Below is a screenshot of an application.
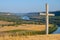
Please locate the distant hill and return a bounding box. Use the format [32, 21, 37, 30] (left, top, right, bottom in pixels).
[24, 12, 40, 18]
[14, 13, 27, 16]
[49, 11, 60, 16]
[0, 12, 19, 19]
[0, 11, 60, 20]
[25, 12, 40, 16]
[11, 11, 60, 18]
[25, 11, 60, 17]
[0, 12, 9, 15]
[0, 12, 21, 22]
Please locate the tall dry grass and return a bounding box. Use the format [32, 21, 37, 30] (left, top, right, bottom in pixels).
[0, 24, 53, 32]
[0, 21, 14, 24]
[0, 33, 60, 40]
[0, 24, 46, 32]
[0, 21, 58, 40]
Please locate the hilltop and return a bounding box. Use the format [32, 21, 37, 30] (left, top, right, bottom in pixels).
[23, 11, 60, 17]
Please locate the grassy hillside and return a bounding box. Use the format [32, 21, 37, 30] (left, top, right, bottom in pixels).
[0, 12, 59, 40]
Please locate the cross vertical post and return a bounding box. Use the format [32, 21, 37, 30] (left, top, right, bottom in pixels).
[40, 3, 55, 35]
[46, 3, 49, 35]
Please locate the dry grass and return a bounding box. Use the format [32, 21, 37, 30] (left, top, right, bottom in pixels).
[0, 24, 45, 32]
[0, 21, 14, 24]
[0, 34, 60, 40]
[0, 21, 53, 32]
[0, 24, 53, 32]
[0, 21, 58, 40]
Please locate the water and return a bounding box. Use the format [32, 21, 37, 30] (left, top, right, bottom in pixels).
[21, 16, 30, 20]
[53, 26, 60, 34]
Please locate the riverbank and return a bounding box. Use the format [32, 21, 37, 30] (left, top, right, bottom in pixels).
[49, 24, 58, 34]
[53, 26, 60, 34]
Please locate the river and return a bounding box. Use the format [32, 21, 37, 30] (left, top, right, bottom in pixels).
[53, 25, 60, 34]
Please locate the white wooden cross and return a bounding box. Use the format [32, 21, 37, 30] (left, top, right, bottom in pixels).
[40, 4, 55, 35]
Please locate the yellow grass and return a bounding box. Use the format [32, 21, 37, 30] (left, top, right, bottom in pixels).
[0, 24, 45, 32]
[0, 23, 53, 32]
[0, 34, 60, 40]
[0, 21, 14, 24]
[0, 21, 58, 40]
[0, 21, 53, 32]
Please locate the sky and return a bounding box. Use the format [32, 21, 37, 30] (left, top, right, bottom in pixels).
[0, 0, 60, 13]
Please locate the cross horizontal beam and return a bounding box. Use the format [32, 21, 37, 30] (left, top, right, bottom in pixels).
[40, 13, 55, 16]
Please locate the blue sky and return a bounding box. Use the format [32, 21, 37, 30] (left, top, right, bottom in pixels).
[0, 0, 60, 13]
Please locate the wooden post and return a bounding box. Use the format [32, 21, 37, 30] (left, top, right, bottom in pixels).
[46, 3, 49, 35]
